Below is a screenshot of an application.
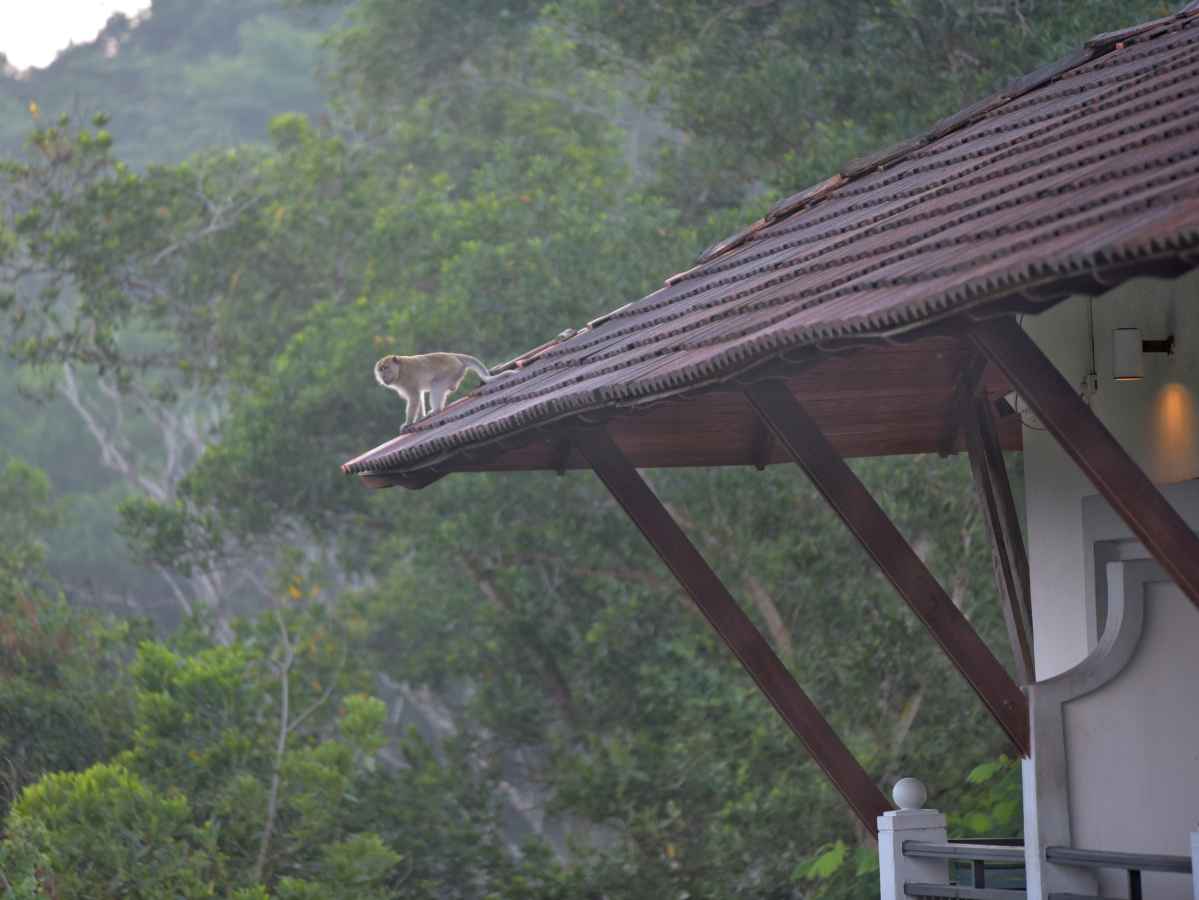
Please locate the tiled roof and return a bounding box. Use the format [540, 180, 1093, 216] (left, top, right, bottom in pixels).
[345, 8, 1199, 480]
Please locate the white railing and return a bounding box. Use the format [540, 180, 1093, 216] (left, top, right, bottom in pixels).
[881, 779, 1199, 900]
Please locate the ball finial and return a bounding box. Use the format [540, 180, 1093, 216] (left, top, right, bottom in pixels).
[893, 777, 927, 810]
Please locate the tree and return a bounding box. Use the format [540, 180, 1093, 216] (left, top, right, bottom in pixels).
[556, 0, 1175, 215]
[0, 593, 554, 899]
[3, 1, 1152, 895]
[0, 459, 142, 823]
[0, 0, 327, 170]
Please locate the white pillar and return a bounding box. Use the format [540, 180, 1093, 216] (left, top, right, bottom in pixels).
[1190, 828, 1198, 900]
[879, 778, 949, 900]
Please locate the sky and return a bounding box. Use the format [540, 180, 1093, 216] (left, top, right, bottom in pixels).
[0, 0, 151, 71]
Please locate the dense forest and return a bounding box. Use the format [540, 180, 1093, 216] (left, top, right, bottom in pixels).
[0, 0, 1173, 897]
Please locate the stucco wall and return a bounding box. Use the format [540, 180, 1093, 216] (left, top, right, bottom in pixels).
[1064, 578, 1199, 898]
[1021, 269, 1199, 679]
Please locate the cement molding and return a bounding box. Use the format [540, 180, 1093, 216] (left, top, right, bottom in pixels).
[1022, 559, 1163, 900]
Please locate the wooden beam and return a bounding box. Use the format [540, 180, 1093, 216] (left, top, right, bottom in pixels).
[972, 317, 1199, 614]
[550, 435, 574, 476]
[751, 414, 776, 471]
[360, 470, 445, 490]
[745, 379, 1030, 754]
[570, 425, 892, 835]
[960, 384, 1035, 685]
[973, 386, 1034, 643]
[939, 354, 989, 458]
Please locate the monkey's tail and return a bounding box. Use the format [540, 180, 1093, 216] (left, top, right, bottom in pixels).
[458, 355, 505, 384]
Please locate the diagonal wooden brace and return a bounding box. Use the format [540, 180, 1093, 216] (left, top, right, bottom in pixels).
[972, 316, 1199, 614]
[959, 380, 1036, 685]
[745, 379, 1030, 754]
[570, 425, 892, 836]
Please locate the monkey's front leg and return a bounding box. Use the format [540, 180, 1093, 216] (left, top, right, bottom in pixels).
[400, 388, 426, 431]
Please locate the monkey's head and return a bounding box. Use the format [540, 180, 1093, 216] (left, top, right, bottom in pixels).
[375, 355, 402, 387]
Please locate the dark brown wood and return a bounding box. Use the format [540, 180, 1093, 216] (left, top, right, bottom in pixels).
[751, 415, 776, 471]
[961, 386, 1036, 685]
[571, 425, 893, 835]
[939, 354, 990, 458]
[972, 316, 1199, 615]
[360, 470, 445, 490]
[973, 386, 1034, 646]
[745, 379, 1031, 754]
[356, 338, 1022, 485]
[550, 436, 574, 476]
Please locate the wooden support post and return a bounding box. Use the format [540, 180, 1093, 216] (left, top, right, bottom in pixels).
[960, 382, 1036, 685]
[972, 388, 1034, 644]
[550, 435, 574, 476]
[745, 379, 1030, 754]
[972, 317, 1199, 614]
[570, 425, 892, 835]
[939, 354, 989, 459]
[751, 415, 776, 471]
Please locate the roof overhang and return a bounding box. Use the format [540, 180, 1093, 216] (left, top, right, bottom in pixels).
[344, 8, 1199, 489]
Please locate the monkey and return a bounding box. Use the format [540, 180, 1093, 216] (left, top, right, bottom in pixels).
[375, 353, 503, 430]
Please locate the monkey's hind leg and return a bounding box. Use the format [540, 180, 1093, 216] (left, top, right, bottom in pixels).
[428, 376, 458, 416]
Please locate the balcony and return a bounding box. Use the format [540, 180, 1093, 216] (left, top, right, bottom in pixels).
[881, 779, 1198, 900]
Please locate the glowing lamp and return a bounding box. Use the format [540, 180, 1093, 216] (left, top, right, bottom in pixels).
[1113, 328, 1174, 380]
[1113, 328, 1144, 380]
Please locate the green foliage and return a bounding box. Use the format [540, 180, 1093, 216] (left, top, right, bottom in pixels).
[116, 498, 230, 579]
[559, 0, 1174, 214]
[0, 459, 142, 823]
[0, 0, 327, 170]
[950, 755, 1024, 839]
[790, 839, 880, 900]
[8, 764, 217, 899]
[0, 460, 67, 598]
[0, 604, 536, 898]
[1, 0, 1153, 895]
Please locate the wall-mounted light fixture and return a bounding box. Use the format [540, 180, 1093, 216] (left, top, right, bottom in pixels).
[1113, 328, 1176, 381]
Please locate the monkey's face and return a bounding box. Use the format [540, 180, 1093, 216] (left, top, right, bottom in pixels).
[375, 355, 401, 387]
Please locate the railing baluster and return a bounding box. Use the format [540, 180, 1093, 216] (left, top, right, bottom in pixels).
[974, 860, 987, 890]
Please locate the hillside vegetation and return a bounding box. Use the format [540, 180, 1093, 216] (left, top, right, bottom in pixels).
[0, 0, 325, 168]
[0, 1, 1168, 897]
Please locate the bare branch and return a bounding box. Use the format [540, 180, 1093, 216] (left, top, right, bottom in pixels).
[254, 607, 296, 884]
[892, 687, 926, 752]
[151, 191, 266, 266]
[151, 564, 193, 616]
[508, 551, 693, 610]
[641, 473, 794, 658]
[696, 0, 783, 41]
[465, 563, 575, 725]
[286, 637, 346, 735]
[710, 493, 793, 658]
[60, 363, 169, 502]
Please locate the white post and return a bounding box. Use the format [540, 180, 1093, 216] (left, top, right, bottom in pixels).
[878, 778, 949, 900]
[1190, 827, 1198, 900]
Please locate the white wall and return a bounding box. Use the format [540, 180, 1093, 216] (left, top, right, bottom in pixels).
[1022, 557, 1199, 900]
[1022, 269, 1199, 678]
[1064, 578, 1199, 899]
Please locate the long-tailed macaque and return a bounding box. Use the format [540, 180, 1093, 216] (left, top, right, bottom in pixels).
[375, 353, 501, 430]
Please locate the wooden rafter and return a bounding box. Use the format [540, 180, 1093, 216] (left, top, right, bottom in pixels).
[570, 425, 893, 836]
[957, 368, 1036, 685]
[972, 316, 1199, 614]
[973, 390, 1033, 643]
[550, 435, 574, 476]
[745, 379, 1031, 754]
[939, 354, 989, 459]
[751, 414, 777, 471]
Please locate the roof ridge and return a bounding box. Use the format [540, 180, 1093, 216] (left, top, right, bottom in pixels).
[677, 4, 1199, 275]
